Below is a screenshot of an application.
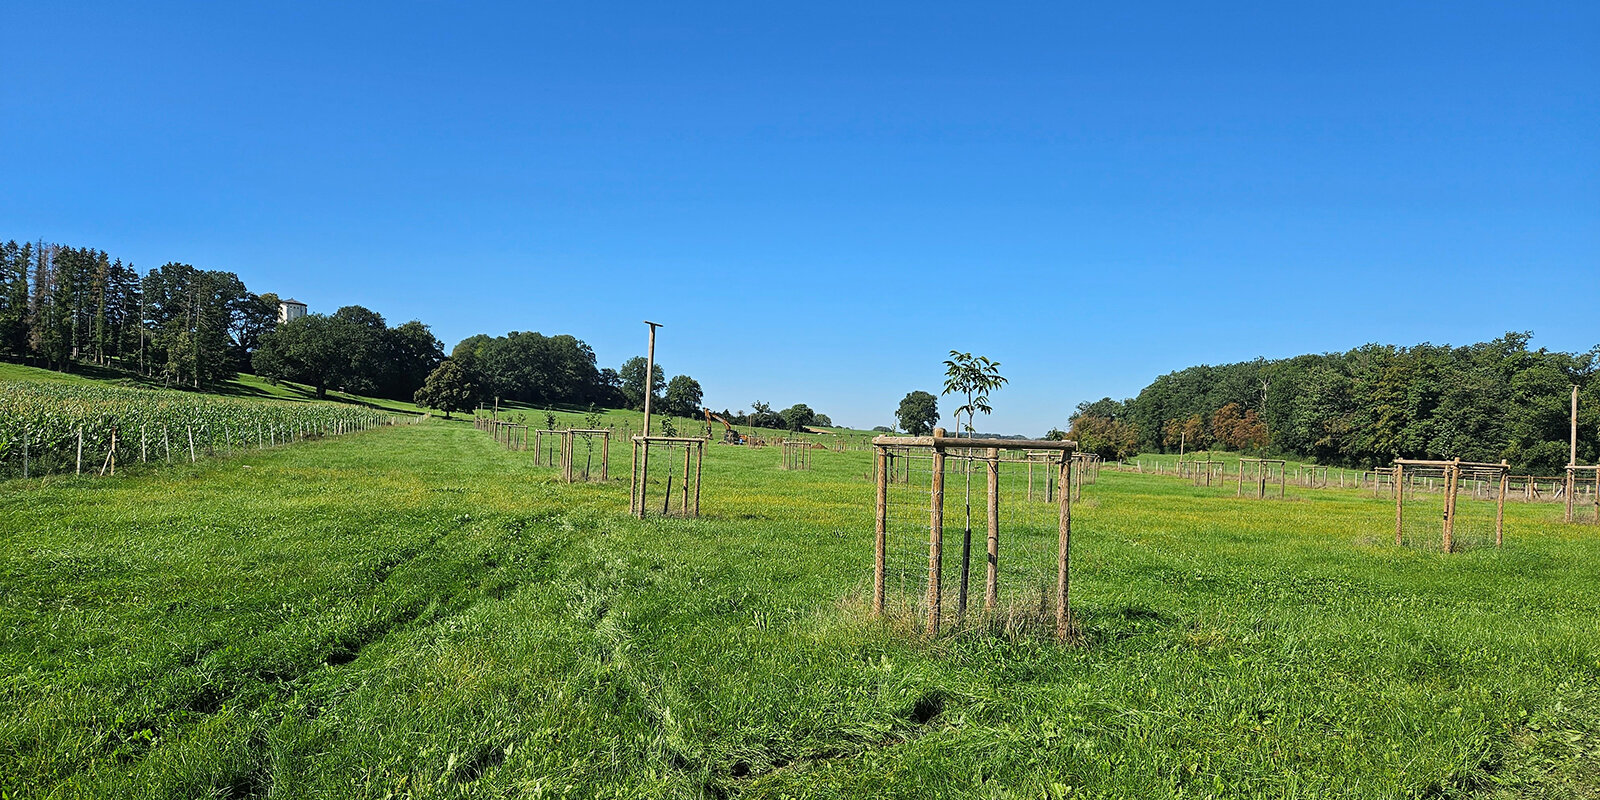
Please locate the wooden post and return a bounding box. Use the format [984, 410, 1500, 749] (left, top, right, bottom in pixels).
[630, 438, 643, 518]
[1567, 465, 1577, 525]
[927, 428, 946, 636]
[1238, 461, 1245, 496]
[602, 432, 610, 481]
[681, 442, 691, 515]
[1442, 461, 1459, 553]
[642, 321, 662, 437]
[873, 446, 887, 616]
[985, 447, 1000, 613]
[1495, 462, 1508, 547]
[1056, 453, 1073, 641]
[189, 427, 197, 463]
[76, 428, 83, 475]
[693, 441, 703, 517]
[1394, 462, 1405, 546]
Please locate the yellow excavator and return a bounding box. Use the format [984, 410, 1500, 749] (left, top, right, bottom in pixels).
[704, 408, 749, 445]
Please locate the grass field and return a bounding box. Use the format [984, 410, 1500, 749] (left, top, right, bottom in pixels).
[3, 411, 1599, 798]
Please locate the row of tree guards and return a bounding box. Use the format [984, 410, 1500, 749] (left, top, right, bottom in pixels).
[474, 418, 611, 483]
[870, 429, 1080, 641]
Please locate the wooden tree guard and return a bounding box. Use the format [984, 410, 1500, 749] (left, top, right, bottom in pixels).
[630, 436, 705, 519]
[1566, 465, 1600, 524]
[1237, 458, 1287, 499]
[1392, 458, 1510, 551]
[781, 439, 813, 470]
[562, 429, 611, 483]
[870, 428, 1079, 641]
[1190, 459, 1226, 487]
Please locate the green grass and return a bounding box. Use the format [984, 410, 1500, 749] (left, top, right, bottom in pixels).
[2, 415, 1598, 798]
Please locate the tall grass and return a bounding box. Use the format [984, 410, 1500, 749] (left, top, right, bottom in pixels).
[1, 419, 1596, 798]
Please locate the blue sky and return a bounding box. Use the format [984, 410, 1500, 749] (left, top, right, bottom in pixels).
[3, 2, 1595, 434]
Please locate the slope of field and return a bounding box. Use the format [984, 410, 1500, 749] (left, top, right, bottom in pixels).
[2, 420, 1597, 798]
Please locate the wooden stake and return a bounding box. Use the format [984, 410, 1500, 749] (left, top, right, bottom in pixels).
[693, 441, 703, 517]
[1056, 453, 1073, 641]
[927, 428, 946, 636]
[629, 439, 640, 516]
[638, 438, 651, 519]
[985, 447, 1000, 613]
[1442, 461, 1459, 553]
[874, 446, 888, 616]
[1495, 462, 1508, 547]
[1394, 462, 1404, 546]
[76, 428, 83, 475]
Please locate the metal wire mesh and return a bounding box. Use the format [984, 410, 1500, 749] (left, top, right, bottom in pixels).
[630, 439, 701, 518]
[878, 448, 1066, 635]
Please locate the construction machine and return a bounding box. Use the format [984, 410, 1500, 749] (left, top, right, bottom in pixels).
[704, 408, 745, 445]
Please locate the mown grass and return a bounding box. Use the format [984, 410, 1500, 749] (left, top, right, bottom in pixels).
[2, 419, 1597, 798]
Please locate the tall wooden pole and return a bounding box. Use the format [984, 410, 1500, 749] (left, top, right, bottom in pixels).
[1567, 385, 1579, 523]
[642, 321, 662, 437]
[637, 321, 662, 519]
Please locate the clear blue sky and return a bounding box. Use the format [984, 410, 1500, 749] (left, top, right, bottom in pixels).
[3, 2, 1595, 434]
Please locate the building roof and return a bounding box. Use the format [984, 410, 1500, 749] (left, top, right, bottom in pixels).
[281, 298, 306, 305]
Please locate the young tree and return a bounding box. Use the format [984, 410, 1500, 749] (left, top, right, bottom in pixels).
[414, 359, 476, 419]
[896, 390, 940, 435]
[941, 350, 1006, 619]
[942, 351, 1007, 436]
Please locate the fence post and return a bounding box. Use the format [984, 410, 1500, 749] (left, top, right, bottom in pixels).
[1394, 463, 1404, 545]
[1056, 453, 1073, 641]
[985, 447, 1000, 613]
[76, 428, 83, 475]
[1495, 463, 1508, 547]
[188, 427, 197, 463]
[874, 446, 888, 616]
[927, 428, 946, 636]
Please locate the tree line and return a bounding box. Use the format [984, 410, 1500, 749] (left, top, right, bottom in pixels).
[2, 239, 444, 401]
[2, 240, 278, 386]
[1066, 333, 1599, 473]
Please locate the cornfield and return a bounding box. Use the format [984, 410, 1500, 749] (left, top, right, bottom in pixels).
[0, 381, 394, 478]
